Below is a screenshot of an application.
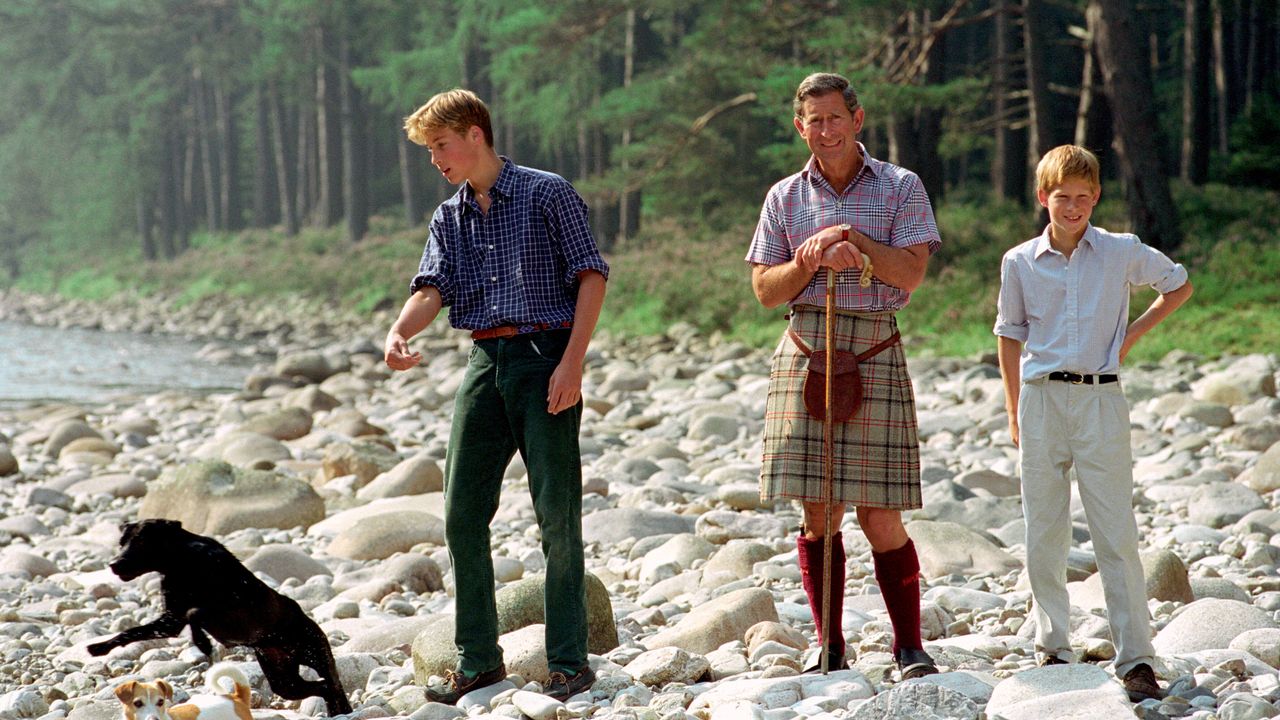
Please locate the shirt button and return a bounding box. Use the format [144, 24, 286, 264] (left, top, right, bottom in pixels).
[491, 305, 497, 311]
[488, 245, 494, 249]
[491, 277, 497, 282]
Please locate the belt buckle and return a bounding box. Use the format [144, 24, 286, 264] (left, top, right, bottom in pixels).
[1071, 373, 1085, 385]
[496, 326, 518, 339]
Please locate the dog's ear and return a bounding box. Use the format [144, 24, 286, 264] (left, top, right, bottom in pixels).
[119, 522, 140, 545]
[115, 681, 138, 703]
[156, 679, 174, 700]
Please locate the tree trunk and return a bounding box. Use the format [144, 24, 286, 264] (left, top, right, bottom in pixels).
[1090, 0, 1184, 250]
[252, 84, 277, 227]
[214, 80, 241, 230]
[1023, 0, 1055, 166]
[296, 100, 314, 223]
[1076, 9, 1114, 165]
[398, 132, 422, 227]
[193, 70, 220, 232]
[315, 24, 343, 227]
[914, 5, 946, 203]
[618, 6, 636, 246]
[1182, 0, 1212, 183]
[268, 79, 298, 236]
[991, 0, 1024, 201]
[157, 128, 178, 260]
[137, 194, 156, 262]
[1212, 0, 1231, 154]
[339, 24, 367, 243]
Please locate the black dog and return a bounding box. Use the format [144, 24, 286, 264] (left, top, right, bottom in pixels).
[87, 519, 352, 716]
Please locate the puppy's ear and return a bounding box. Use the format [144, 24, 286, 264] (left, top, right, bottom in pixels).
[115, 681, 138, 703]
[156, 679, 174, 699]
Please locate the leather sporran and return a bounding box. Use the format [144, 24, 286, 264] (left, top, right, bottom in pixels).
[788, 326, 900, 423]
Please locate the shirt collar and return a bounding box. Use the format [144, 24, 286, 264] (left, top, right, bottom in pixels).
[1033, 223, 1096, 258]
[459, 157, 517, 212]
[801, 142, 879, 193]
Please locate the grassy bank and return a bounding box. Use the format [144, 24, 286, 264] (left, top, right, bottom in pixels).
[5, 183, 1277, 361]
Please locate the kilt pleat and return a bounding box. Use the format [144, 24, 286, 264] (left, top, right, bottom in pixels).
[760, 306, 922, 509]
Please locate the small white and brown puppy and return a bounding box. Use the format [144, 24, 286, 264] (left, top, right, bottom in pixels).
[115, 662, 252, 720]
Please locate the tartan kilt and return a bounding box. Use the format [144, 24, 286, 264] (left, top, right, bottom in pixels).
[760, 306, 922, 509]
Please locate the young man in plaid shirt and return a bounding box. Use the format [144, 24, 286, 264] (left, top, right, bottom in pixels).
[385, 88, 608, 704]
[747, 73, 940, 678]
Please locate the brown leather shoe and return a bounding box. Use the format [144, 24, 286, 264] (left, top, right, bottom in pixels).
[424, 664, 507, 705]
[1039, 655, 1070, 667]
[1122, 663, 1163, 702]
[545, 666, 596, 701]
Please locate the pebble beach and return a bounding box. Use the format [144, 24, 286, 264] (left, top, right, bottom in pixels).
[1, 289, 1279, 720]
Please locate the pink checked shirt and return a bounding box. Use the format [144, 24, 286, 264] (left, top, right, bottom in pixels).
[745, 145, 941, 311]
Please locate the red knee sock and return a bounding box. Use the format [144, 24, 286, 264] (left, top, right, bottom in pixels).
[873, 538, 923, 653]
[797, 532, 846, 657]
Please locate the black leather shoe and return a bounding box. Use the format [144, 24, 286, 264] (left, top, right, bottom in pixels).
[424, 663, 507, 705]
[895, 647, 939, 680]
[1040, 655, 1070, 667]
[545, 665, 596, 701]
[802, 647, 850, 673]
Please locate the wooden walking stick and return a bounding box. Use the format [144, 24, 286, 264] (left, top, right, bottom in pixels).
[820, 266, 837, 675]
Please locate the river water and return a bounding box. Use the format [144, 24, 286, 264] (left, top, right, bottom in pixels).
[0, 320, 253, 408]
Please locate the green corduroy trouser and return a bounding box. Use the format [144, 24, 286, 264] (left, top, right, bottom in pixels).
[444, 329, 587, 676]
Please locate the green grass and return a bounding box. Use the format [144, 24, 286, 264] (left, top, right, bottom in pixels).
[3, 182, 1276, 360]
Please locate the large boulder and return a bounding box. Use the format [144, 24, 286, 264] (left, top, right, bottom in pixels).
[238, 406, 314, 441]
[1239, 442, 1280, 494]
[275, 350, 335, 383]
[644, 587, 778, 655]
[244, 544, 332, 584]
[195, 431, 292, 470]
[320, 441, 401, 488]
[357, 454, 444, 501]
[1153, 598, 1277, 654]
[44, 420, 101, 458]
[1192, 356, 1276, 406]
[581, 508, 695, 545]
[139, 460, 325, 535]
[494, 573, 618, 655]
[906, 520, 1022, 579]
[985, 665, 1131, 720]
[1187, 482, 1266, 529]
[0, 446, 19, 477]
[326, 510, 445, 561]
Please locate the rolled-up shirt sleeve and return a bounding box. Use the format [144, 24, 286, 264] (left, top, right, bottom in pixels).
[890, 175, 942, 255]
[545, 180, 610, 286]
[1125, 236, 1188, 294]
[409, 210, 454, 304]
[993, 253, 1029, 341]
[745, 190, 791, 266]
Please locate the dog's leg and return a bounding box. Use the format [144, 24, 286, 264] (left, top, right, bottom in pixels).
[88, 613, 187, 656]
[185, 610, 216, 657]
[255, 646, 352, 716]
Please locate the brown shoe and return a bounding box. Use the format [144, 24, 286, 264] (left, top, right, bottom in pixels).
[424, 664, 507, 705]
[1122, 663, 1163, 702]
[1039, 655, 1070, 667]
[545, 666, 596, 701]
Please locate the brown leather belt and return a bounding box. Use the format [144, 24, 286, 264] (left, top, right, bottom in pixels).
[471, 322, 572, 341]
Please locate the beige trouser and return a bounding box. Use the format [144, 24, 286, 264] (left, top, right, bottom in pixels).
[1018, 377, 1155, 677]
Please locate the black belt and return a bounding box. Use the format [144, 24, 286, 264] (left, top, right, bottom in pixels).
[1048, 371, 1118, 385]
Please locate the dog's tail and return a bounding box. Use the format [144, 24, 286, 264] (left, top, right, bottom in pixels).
[205, 662, 251, 706]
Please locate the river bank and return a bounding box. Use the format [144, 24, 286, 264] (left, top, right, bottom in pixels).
[0, 289, 1279, 720]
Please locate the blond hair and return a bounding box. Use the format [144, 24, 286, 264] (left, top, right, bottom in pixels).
[404, 89, 494, 147]
[1036, 145, 1100, 194]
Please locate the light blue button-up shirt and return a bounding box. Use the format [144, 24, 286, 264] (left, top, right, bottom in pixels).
[994, 224, 1188, 382]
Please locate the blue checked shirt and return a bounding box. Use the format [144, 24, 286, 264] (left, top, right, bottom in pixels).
[745, 145, 941, 311]
[994, 224, 1189, 381]
[410, 158, 610, 331]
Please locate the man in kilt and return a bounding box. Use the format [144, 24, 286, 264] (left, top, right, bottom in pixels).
[746, 72, 940, 678]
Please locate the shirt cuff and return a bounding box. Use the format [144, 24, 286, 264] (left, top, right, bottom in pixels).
[409, 274, 452, 304]
[564, 258, 610, 286]
[1151, 263, 1189, 295]
[993, 320, 1028, 342]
